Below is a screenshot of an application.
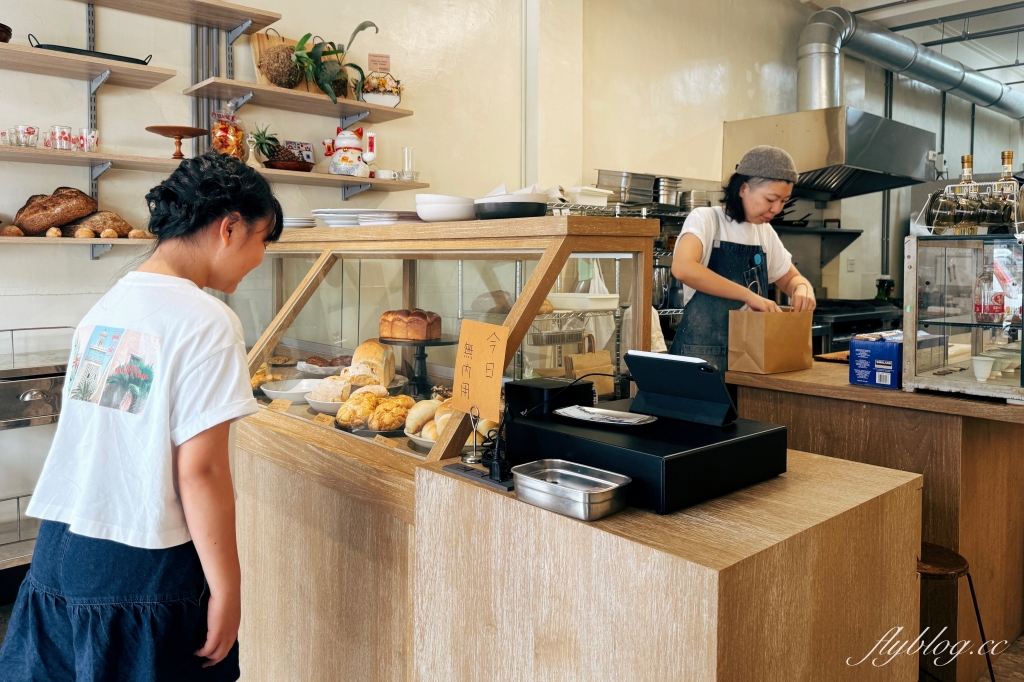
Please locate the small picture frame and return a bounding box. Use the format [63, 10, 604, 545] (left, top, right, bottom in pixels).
[285, 140, 314, 163]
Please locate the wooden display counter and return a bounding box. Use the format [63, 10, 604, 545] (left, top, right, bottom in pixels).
[727, 361, 1024, 682]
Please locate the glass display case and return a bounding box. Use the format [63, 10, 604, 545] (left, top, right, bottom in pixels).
[904, 234, 1023, 403]
[224, 216, 657, 461]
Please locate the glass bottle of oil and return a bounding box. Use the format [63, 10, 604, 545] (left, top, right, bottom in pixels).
[954, 155, 980, 235]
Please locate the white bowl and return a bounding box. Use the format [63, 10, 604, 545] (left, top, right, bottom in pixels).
[261, 379, 320, 404]
[474, 193, 550, 204]
[416, 203, 477, 222]
[305, 394, 345, 414]
[404, 429, 474, 454]
[415, 193, 474, 205]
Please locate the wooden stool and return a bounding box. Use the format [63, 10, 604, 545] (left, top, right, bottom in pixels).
[918, 542, 996, 682]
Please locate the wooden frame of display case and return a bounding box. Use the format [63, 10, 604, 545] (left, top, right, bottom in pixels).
[245, 215, 657, 466]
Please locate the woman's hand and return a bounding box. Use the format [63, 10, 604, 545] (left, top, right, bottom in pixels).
[196, 584, 241, 667]
[744, 291, 782, 312]
[790, 281, 816, 312]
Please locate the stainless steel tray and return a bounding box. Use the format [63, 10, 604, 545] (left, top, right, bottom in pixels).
[511, 459, 631, 521]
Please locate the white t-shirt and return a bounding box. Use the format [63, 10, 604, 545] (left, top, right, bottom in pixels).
[674, 206, 793, 306]
[27, 272, 258, 549]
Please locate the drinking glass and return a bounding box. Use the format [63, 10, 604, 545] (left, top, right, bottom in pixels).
[402, 146, 414, 173]
[50, 125, 72, 150]
[78, 128, 98, 152]
[16, 125, 38, 147]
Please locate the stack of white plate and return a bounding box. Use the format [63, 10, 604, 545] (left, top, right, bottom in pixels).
[358, 211, 422, 226]
[312, 208, 423, 228]
[282, 216, 316, 229]
[415, 194, 476, 222]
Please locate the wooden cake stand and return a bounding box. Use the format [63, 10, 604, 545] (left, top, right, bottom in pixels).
[145, 126, 210, 159]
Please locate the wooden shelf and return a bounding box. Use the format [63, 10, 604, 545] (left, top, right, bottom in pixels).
[184, 77, 414, 123]
[0, 42, 176, 89]
[0, 237, 154, 246]
[0, 146, 428, 193]
[66, 0, 280, 33]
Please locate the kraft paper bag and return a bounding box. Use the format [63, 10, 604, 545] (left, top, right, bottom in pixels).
[728, 308, 813, 374]
[564, 349, 615, 396]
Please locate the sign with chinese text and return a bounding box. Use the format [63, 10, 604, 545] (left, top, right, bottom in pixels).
[451, 320, 508, 422]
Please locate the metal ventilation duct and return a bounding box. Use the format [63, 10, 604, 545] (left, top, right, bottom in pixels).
[798, 6, 1024, 119]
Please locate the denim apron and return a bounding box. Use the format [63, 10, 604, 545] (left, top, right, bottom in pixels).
[669, 209, 769, 374]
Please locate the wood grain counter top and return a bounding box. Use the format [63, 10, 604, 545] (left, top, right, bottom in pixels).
[420, 449, 921, 572]
[726, 361, 1024, 425]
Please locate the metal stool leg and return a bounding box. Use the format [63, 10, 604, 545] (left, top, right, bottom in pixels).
[966, 571, 997, 682]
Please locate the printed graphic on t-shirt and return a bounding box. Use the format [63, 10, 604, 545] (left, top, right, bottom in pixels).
[66, 326, 162, 415]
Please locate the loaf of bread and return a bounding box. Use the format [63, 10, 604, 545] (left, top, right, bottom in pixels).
[352, 340, 396, 387]
[378, 309, 441, 341]
[63, 211, 133, 237]
[14, 188, 97, 236]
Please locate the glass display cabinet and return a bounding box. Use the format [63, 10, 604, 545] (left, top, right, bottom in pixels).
[225, 215, 658, 463]
[903, 234, 1023, 403]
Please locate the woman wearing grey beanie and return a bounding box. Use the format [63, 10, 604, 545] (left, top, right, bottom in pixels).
[669, 145, 815, 373]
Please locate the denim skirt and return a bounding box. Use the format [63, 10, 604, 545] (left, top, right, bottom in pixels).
[0, 521, 239, 682]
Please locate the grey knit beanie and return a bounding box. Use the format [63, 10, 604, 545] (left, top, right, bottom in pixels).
[735, 145, 798, 183]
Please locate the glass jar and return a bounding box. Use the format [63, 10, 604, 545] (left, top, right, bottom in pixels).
[210, 104, 248, 161]
[926, 191, 956, 235]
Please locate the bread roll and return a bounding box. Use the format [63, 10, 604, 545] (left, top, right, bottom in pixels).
[434, 398, 455, 420]
[45, 227, 61, 238]
[64, 211, 133, 237]
[336, 392, 379, 429]
[14, 188, 97, 235]
[471, 290, 512, 314]
[352, 339, 395, 387]
[310, 376, 350, 402]
[434, 412, 451, 433]
[420, 420, 438, 441]
[73, 228, 96, 239]
[350, 385, 389, 400]
[1, 225, 24, 237]
[477, 419, 499, 438]
[539, 298, 554, 314]
[100, 228, 118, 239]
[368, 397, 412, 431]
[406, 400, 440, 434]
[128, 229, 155, 239]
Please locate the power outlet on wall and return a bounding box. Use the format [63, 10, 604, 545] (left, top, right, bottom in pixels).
[847, 258, 856, 272]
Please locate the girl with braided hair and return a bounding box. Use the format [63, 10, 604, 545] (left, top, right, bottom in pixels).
[0, 151, 282, 681]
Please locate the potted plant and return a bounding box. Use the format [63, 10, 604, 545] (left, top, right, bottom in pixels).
[291, 22, 378, 104]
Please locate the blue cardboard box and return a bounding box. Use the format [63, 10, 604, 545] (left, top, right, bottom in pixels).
[849, 331, 903, 390]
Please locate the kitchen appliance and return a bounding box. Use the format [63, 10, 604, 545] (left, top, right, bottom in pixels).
[722, 106, 934, 202]
[812, 299, 903, 353]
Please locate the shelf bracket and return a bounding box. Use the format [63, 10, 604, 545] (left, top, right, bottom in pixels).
[90, 162, 112, 181]
[226, 19, 252, 46]
[90, 244, 113, 260]
[340, 110, 370, 130]
[229, 91, 254, 112]
[89, 69, 111, 95]
[342, 183, 372, 201]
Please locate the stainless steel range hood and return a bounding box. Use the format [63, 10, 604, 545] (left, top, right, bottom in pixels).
[722, 105, 935, 202]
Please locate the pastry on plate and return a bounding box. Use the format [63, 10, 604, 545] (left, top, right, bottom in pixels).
[420, 420, 439, 441]
[379, 308, 442, 341]
[306, 355, 330, 367]
[350, 385, 389, 400]
[406, 400, 440, 434]
[368, 396, 413, 431]
[336, 392, 380, 430]
[250, 363, 283, 391]
[310, 376, 350, 402]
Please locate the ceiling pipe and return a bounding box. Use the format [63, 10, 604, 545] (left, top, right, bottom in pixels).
[798, 6, 1024, 119]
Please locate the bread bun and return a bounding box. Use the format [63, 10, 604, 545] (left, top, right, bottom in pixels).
[539, 298, 554, 314]
[368, 398, 411, 432]
[45, 227, 61, 238]
[128, 229, 155, 239]
[1, 225, 24, 237]
[406, 400, 440, 434]
[477, 419, 499, 438]
[309, 376, 350, 402]
[74, 227, 96, 239]
[350, 385, 389, 400]
[434, 412, 451, 433]
[100, 228, 118, 239]
[420, 420, 438, 441]
[434, 399, 455, 420]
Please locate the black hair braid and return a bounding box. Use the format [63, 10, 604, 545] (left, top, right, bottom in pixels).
[145, 150, 284, 245]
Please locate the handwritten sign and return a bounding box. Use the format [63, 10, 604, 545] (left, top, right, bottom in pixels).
[313, 413, 337, 427]
[368, 53, 391, 72]
[267, 399, 292, 412]
[452, 320, 508, 422]
[374, 434, 399, 448]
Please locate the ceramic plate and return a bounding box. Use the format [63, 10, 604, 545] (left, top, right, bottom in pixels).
[260, 379, 320, 404]
[404, 429, 474, 454]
